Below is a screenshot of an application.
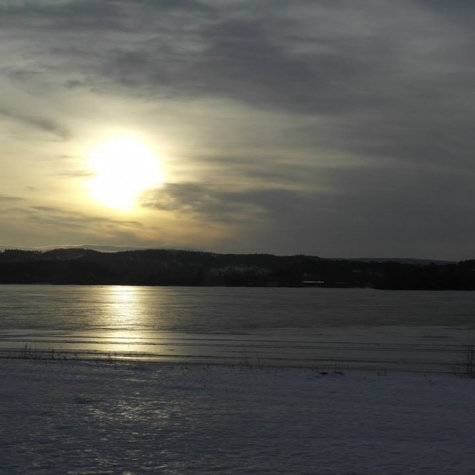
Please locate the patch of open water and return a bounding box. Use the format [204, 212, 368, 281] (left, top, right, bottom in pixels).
[1, 285, 474, 372]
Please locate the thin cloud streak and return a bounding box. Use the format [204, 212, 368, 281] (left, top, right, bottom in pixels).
[0, 108, 70, 140]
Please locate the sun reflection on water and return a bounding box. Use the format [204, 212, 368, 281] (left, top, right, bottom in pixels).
[97, 286, 154, 355]
[100, 286, 149, 330]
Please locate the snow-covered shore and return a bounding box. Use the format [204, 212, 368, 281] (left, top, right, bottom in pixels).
[1, 360, 474, 475]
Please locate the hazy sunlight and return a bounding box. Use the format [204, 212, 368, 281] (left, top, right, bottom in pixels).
[88, 136, 163, 211]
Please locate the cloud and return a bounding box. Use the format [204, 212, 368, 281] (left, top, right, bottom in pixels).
[2, 1, 473, 148]
[0, 195, 24, 202]
[0, 1, 123, 32]
[141, 183, 268, 223]
[1, 0, 474, 258]
[142, 165, 475, 258]
[29, 205, 143, 229]
[142, 181, 325, 230]
[8, 0, 467, 174]
[56, 169, 94, 178]
[0, 108, 70, 139]
[0, 202, 165, 249]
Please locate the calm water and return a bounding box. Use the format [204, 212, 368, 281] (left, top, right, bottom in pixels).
[2, 285, 475, 331]
[1, 285, 474, 372]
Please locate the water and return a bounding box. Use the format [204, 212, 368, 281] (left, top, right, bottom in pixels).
[2, 285, 475, 331]
[1, 285, 474, 372]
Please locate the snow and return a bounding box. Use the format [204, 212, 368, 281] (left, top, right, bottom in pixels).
[1, 360, 475, 475]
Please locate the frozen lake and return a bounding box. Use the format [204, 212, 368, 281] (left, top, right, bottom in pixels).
[1, 285, 474, 372]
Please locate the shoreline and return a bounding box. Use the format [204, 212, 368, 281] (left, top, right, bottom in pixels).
[1, 324, 471, 376]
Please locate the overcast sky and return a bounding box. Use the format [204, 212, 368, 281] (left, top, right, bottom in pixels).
[1, 0, 474, 259]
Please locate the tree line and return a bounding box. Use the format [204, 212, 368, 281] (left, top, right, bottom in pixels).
[0, 248, 474, 289]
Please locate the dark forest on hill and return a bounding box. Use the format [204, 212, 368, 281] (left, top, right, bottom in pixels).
[1, 248, 475, 290]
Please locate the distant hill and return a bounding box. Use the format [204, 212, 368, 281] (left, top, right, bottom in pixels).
[0, 248, 474, 289]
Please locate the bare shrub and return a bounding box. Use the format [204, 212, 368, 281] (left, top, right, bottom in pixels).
[455, 331, 475, 379]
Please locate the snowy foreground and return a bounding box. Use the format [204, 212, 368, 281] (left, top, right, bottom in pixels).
[1, 361, 475, 475]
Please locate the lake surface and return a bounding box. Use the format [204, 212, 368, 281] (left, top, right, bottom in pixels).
[1, 285, 474, 373]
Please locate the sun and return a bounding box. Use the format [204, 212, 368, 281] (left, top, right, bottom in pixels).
[88, 136, 163, 211]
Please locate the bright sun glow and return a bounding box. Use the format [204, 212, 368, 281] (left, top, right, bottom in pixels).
[88, 137, 163, 211]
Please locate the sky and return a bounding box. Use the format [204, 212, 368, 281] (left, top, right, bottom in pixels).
[1, 0, 474, 260]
